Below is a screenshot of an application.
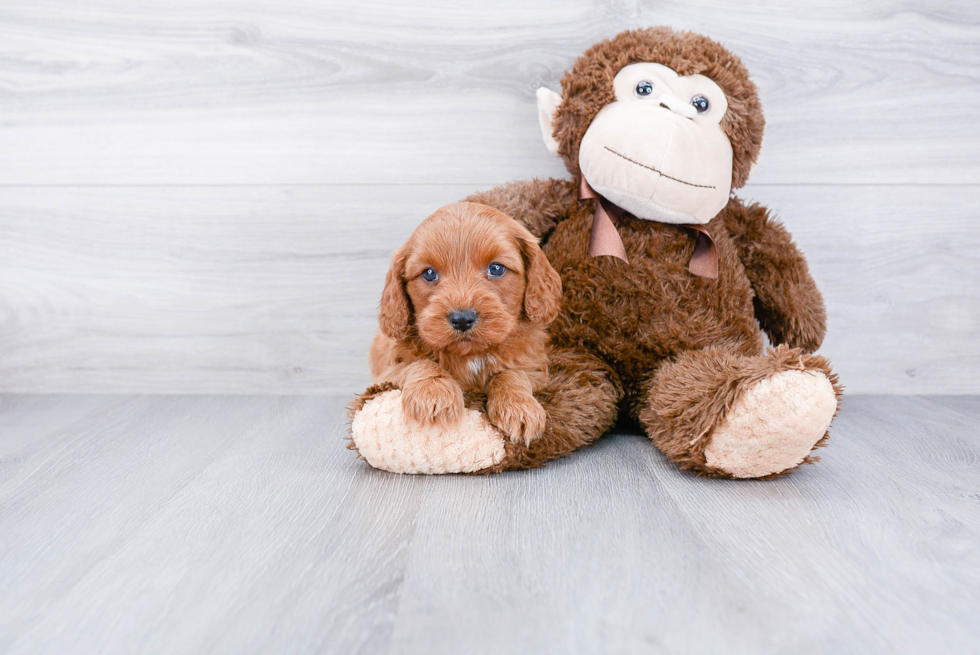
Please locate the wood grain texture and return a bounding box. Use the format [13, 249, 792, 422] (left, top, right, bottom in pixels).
[0, 0, 978, 184]
[1, 0, 978, 394]
[1, 184, 977, 394]
[0, 394, 977, 654]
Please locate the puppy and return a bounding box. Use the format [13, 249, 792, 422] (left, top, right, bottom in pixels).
[369, 202, 562, 445]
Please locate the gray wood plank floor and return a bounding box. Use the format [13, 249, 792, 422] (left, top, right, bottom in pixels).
[1, 394, 977, 654]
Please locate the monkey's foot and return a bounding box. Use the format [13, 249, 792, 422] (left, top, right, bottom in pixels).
[704, 370, 838, 478]
[349, 388, 506, 474]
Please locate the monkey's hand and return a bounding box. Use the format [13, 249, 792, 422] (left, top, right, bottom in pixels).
[723, 199, 827, 353]
[486, 370, 547, 446]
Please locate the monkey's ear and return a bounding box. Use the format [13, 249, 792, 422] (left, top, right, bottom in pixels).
[378, 244, 412, 340]
[518, 233, 562, 326]
[536, 87, 562, 155]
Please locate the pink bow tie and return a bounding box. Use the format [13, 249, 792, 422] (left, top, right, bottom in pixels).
[578, 177, 718, 279]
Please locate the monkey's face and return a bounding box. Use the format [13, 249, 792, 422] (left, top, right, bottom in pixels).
[541, 62, 735, 225]
[579, 63, 733, 225]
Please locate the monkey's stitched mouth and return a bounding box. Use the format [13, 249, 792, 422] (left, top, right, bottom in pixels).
[603, 147, 716, 189]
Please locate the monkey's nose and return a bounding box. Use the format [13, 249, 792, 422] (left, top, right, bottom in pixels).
[448, 309, 478, 332]
[657, 93, 697, 119]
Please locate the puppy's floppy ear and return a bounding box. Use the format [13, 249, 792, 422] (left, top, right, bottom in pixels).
[516, 227, 562, 326]
[378, 243, 412, 340]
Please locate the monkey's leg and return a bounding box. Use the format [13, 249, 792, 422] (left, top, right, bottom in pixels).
[347, 349, 621, 474]
[635, 345, 842, 479]
[347, 382, 506, 474]
[479, 348, 622, 473]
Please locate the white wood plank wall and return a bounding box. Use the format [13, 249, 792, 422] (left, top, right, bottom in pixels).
[0, 0, 977, 394]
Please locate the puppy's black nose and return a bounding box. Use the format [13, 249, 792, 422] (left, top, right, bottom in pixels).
[448, 309, 478, 332]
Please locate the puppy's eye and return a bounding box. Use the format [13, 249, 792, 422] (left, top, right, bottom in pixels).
[691, 95, 710, 113]
[421, 268, 438, 282]
[487, 262, 506, 279]
[634, 80, 654, 97]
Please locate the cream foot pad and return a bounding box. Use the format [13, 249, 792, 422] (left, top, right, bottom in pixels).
[350, 389, 507, 474]
[704, 370, 838, 479]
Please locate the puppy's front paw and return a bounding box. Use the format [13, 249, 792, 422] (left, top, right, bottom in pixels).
[402, 376, 465, 426]
[487, 392, 546, 446]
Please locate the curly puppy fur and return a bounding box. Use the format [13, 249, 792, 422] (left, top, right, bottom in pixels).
[369, 202, 562, 445]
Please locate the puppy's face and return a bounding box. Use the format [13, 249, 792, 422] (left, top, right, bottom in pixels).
[379, 203, 561, 357]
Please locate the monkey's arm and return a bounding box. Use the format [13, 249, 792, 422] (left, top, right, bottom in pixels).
[723, 199, 826, 353]
[465, 178, 578, 239]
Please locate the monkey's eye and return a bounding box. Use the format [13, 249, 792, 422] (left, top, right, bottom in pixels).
[487, 262, 507, 279]
[421, 268, 438, 282]
[634, 80, 654, 97]
[691, 95, 710, 113]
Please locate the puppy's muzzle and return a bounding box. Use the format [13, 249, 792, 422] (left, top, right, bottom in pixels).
[448, 309, 478, 333]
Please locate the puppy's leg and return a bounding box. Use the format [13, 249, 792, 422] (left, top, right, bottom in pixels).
[486, 370, 547, 446]
[400, 359, 465, 426]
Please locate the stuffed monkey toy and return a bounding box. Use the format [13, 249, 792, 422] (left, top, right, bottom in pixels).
[350, 27, 842, 479]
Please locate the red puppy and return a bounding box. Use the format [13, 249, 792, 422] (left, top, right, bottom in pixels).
[370, 202, 562, 445]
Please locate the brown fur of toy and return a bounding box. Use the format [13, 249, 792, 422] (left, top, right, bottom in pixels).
[635, 345, 841, 478]
[477, 348, 623, 472]
[464, 176, 840, 476]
